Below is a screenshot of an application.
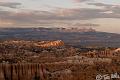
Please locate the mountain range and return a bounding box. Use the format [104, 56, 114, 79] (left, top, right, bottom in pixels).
[0, 27, 120, 47]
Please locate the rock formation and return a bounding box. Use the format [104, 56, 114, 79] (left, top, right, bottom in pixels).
[35, 40, 64, 48]
[115, 48, 120, 52]
[0, 64, 48, 80]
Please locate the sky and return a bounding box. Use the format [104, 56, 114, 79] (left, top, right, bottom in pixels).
[0, 0, 120, 33]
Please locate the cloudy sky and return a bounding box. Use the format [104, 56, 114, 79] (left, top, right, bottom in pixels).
[0, 0, 120, 33]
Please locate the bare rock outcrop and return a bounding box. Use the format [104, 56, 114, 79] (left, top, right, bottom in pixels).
[35, 40, 64, 48]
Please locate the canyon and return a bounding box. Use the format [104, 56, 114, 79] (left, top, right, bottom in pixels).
[0, 40, 120, 80]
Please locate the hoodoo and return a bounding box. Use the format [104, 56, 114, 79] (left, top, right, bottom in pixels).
[115, 48, 120, 52]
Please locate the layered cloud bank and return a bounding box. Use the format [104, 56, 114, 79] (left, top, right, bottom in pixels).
[0, 0, 120, 33]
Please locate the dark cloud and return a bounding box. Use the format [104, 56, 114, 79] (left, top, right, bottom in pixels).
[88, 2, 120, 14]
[0, 2, 21, 8]
[74, 0, 88, 2]
[73, 23, 99, 27]
[88, 3, 114, 7]
[72, 0, 92, 3]
[0, 3, 120, 27]
[51, 8, 120, 20]
[0, 10, 57, 26]
[0, 8, 120, 22]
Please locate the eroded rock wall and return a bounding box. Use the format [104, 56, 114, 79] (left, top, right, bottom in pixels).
[0, 64, 47, 80]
